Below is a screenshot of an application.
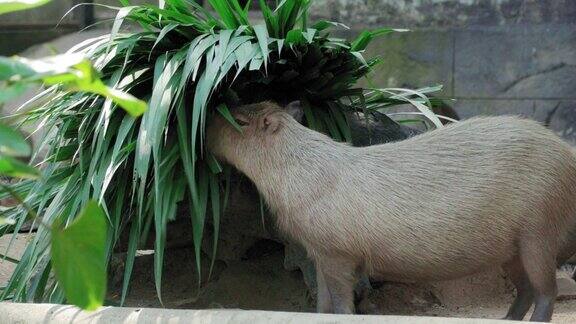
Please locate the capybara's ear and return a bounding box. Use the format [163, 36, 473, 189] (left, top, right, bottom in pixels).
[262, 114, 281, 134]
[286, 101, 304, 123]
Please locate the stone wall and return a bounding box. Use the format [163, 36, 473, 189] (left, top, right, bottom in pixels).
[308, 0, 576, 144]
[0, 0, 83, 56]
[309, 0, 576, 28]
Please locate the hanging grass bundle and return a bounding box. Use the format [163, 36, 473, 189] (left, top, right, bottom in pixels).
[0, 0, 443, 305]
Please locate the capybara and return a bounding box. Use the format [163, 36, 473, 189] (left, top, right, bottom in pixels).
[206, 101, 576, 322]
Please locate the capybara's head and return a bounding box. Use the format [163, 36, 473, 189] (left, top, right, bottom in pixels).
[206, 101, 303, 166]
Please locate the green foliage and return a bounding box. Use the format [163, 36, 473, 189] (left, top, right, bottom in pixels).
[0, 0, 50, 15]
[0, 0, 135, 309]
[0, 55, 147, 116]
[0, 155, 39, 179]
[0, 217, 15, 226]
[0, 125, 107, 310]
[0, 0, 442, 306]
[0, 122, 38, 228]
[351, 28, 408, 51]
[0, 123, 31, 158]
[51, 201, 107, 311]
[0, 124, 38, 179]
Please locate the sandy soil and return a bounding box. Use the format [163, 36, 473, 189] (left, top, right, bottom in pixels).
[2, 234, 576, 323]
[423, 300, 576, 323]
[106, 245, 576, 323]
[0, 234, 33, 287]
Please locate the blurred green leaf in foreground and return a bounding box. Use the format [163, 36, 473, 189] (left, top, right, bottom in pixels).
[51, 201, 108, 311]
[0, 0, 51, 15]
[0, 55, 147, 116]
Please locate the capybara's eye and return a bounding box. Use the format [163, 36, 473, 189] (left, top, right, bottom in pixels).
[234, 118, 249, 126]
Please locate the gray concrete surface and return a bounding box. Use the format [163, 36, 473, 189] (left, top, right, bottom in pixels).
[0, 302, 542, 324]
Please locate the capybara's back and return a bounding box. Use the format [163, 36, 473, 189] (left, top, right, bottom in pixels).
[332, 116, 576, 279]
[206, 102, 576, 321]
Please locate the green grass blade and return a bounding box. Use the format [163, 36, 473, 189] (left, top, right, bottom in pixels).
[328, 102, 352, 142]
[192, 165, 209, 286]
[151, 23, 178, 51]
[120, 217, 140, 305]
[207, 171, 220, 279]
[216, 103, 243, 132]
[207, 0, 240, 29]
[107, 7, 137, 54]
[253, 25, 270, 71]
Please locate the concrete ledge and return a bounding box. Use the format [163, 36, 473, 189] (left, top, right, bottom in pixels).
[0, 302, 536, 324]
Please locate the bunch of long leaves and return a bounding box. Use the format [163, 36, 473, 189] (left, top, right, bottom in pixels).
[1, 0, 442, 305]
[1, 0, 144, 310]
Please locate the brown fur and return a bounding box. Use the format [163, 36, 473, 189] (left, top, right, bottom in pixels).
[207, 102, 576, 322]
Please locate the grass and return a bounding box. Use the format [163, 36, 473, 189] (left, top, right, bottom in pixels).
[0, 0, 442, 305]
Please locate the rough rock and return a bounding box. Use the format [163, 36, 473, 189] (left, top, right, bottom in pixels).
[548, 103, 576, 146]
[454, 25, 576, 99]
[557, 275, 576, 301]
[357, 30, 454, 97]
[308, 0, 576, 29]
[347, 110, 421, 146]
[0, 0, 77, 26]
[452, 99, 561, 121]
[452, 99, 576, 146]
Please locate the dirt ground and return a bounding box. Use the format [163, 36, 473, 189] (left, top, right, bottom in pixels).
[2, 234, 576, 323]
[0, 234, 32, 287]
[106, 244, 576, 323]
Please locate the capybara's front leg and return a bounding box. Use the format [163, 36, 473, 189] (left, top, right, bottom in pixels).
[316, 257, 357, 314]
[316, 266, 333, 313]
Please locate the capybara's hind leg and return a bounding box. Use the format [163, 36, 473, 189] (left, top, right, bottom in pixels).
[557, 224, 576, 268]
[355, 273, 379, 314]
[317, 257, 357, 314]
[520, 239, 558, 322]
[503, 256, 534, 320]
